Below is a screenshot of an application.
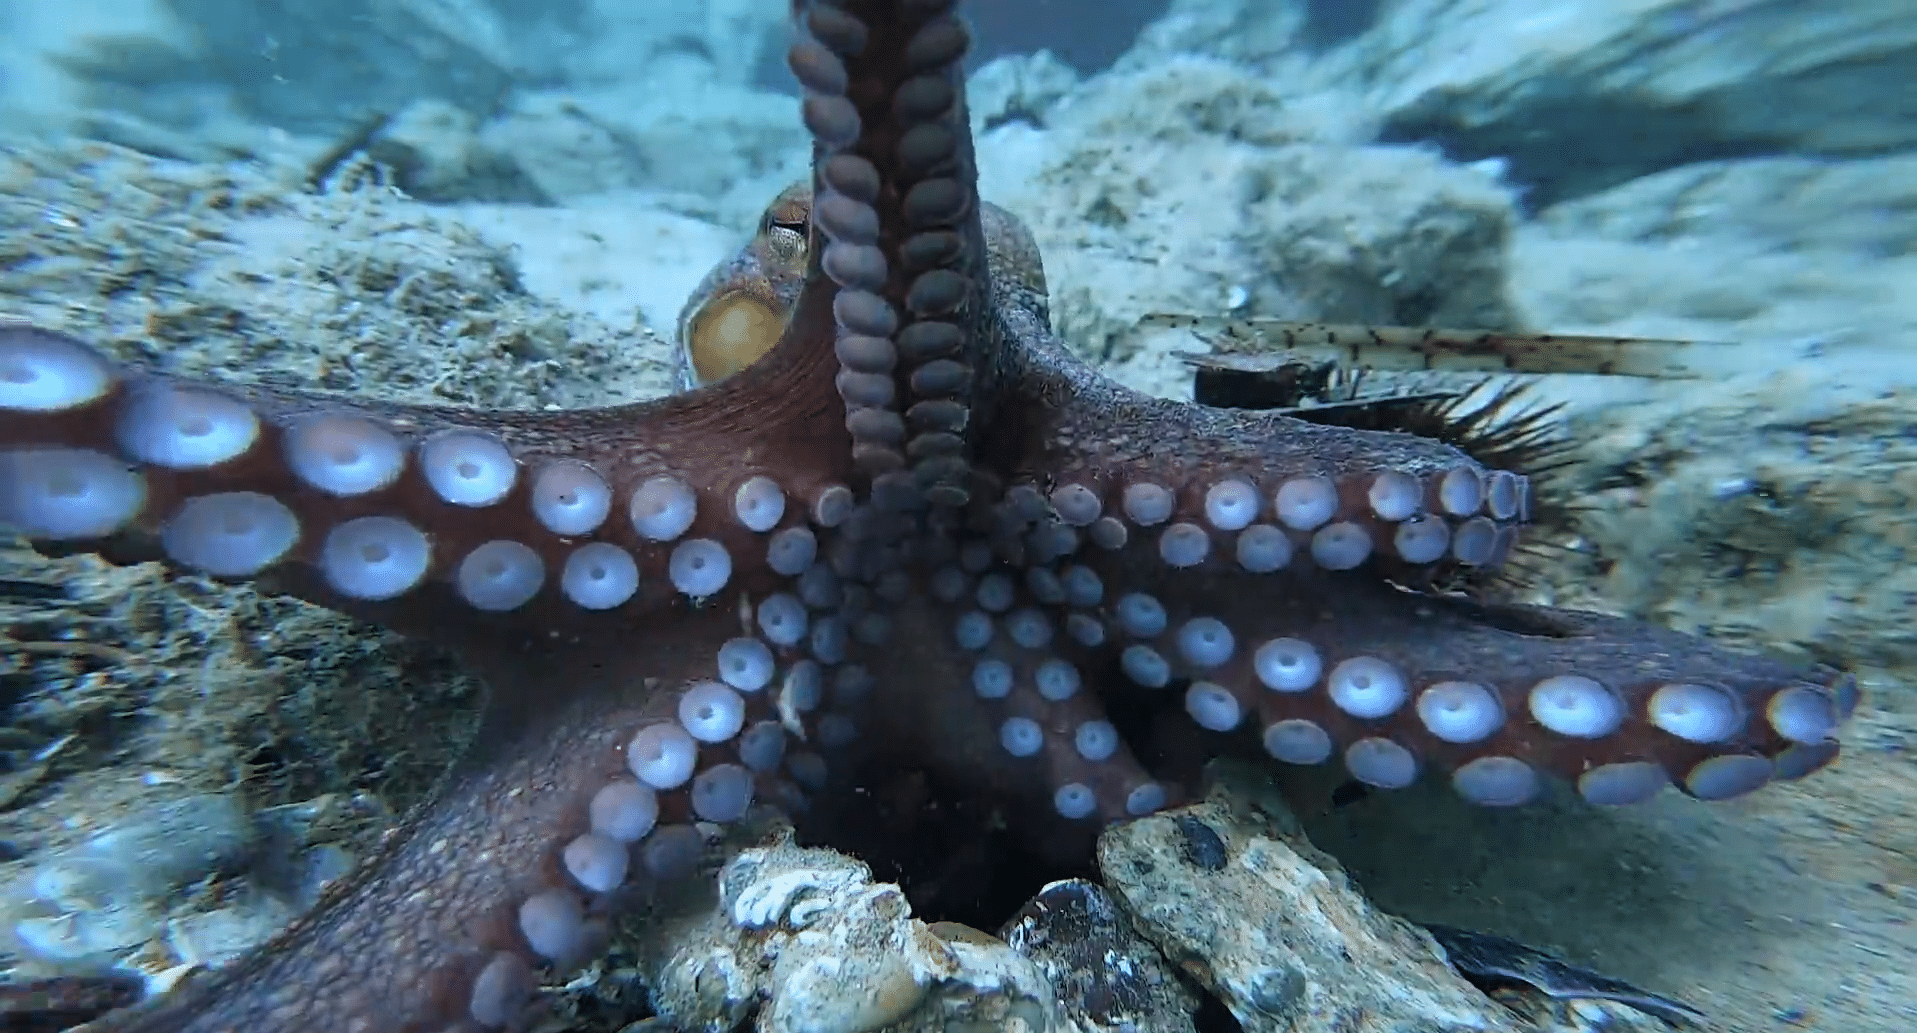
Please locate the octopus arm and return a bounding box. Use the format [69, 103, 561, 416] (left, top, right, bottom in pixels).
[86, 606, 819, 1033]
[0, 321, 854, 648]
[1087, 559, 1851, 806]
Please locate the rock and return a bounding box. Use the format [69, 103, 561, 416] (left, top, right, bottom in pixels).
[1496, 150, 1917, 677]
[1539, 377, 1917, 677]
[473, 92, 654, 202]
[977, 57, 1520, 399]
[1529, 152, 1917, 258]
[899, 922, 1072, 1033]
[0, 0, 520, 141]
[1118, 0, 1316, 73]
[0, 0, 202, 138]
[999, 879, 1199, 1033]
[163, 898, 297, 969]
[559, 0, 788, 93]
[1322, 0, 1917, 206]
[1096, 764, 1520, 1033]
[365, 100, 550, 205]
[1121, 0, 1917, 208]
[967, 53, 1083, 135]
[187, 0, 520, 133]
[1489, 994, 1675, 1033]
[248, 793, 387, 907]
[629, 825, 1071, 1033]
[1513, 152, 1917, 351]
[0, 0, 791, 180]
[35, 793, 251, 901]
[0, 794, 253, 971]
[482, 85, 808, 222]
[963, 0, 1172, 74]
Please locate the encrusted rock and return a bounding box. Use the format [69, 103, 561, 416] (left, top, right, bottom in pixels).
[1, 794, 253, 971]
[1097, 763, 1520, 1033]
[899, 923, 1069, 1033]
[630, 826, 1070, 1033]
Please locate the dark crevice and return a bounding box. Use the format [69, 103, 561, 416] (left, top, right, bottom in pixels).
[957, 0, 1174, 74]
[1300, 0, 1386, 52]
[1433, 597, 1579, 639]
[759, 0, 1172, 91]
[1380, 93, 1789, 211]
[790, 762, 1090, 934]
[1193, 988, 1247, 1032]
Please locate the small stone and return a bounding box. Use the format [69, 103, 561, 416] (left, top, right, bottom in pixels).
[1001, 879, 1198, 1033]
[1173, 814, 1228, 871]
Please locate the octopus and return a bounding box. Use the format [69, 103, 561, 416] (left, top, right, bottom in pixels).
[0, 1, 1858, 1030]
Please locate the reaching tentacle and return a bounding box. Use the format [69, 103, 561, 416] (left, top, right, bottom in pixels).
[787, 0, 995, 509]
[0, 297, 867, 1031]
[1079, 562, 1851, 804]
[0, 319, 852, 641]
[88, 613, 833, 1033]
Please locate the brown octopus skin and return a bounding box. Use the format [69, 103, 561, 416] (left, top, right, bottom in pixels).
[0, 1, 1854, 1031]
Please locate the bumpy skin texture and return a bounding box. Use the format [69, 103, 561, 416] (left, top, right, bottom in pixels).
[0, 2, 1852, 1031]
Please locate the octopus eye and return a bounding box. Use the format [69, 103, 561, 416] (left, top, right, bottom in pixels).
[762, 225, 807, 264]
[764, 213, 809, 236]
[684, 291, 785, 385]
[761, 181, 812, 236]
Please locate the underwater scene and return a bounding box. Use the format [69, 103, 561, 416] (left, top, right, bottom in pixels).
[0, 1, 1912, 1031]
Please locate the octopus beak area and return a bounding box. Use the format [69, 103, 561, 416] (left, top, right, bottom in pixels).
[779, 0, 995, 514]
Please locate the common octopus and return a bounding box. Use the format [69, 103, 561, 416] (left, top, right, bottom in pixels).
[0, 1, 1859, 1030]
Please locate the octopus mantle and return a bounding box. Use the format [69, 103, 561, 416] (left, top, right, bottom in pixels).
[0, 1, 1854, 1030]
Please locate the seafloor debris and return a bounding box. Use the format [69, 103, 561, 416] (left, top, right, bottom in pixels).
[0, 972, 144, 1033]
[1139, 315, 1740, 379]
[1425, 923, 1703, 1026]
[625, 824, 1070, 1033]
[0, 795, 253, 971]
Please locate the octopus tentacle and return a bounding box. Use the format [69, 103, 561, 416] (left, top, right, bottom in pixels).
[87, 614, 815, 1033]
[0, 319, 852, 636]
[1075, 564, 1850, 804]
[790, 0, 993, 508]
[903, 257, 1852, 822]
[0, 317, 874, 1031]
[0, 321, 862, 1027]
